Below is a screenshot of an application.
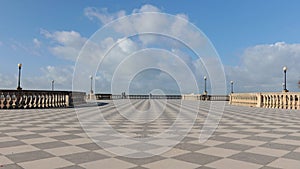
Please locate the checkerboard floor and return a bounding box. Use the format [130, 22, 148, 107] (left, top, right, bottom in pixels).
[0, 100, 300, 169]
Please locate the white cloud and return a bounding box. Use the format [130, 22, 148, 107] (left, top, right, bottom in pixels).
[0, 73, 15, 89]
[84, 7, 126, 24]
[23, 65, 74, 90]
[41, 30, 87, 61]
[43, 4, 221, 94]
[33, 38, 41, 48]
[9, 39, 41, 56]
[226, 42, 300, 92]
[33, 4, 223, 95]
[0, 65, 74, 91]
[117, 38, 138, 53]
[133, 4, 161, 13]
[83, 4, 197, 46]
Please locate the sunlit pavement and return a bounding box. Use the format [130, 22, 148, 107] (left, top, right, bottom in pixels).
[1, 100, 300, 169]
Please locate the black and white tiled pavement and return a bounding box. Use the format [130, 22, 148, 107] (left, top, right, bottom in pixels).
[1, 100, 300, 169]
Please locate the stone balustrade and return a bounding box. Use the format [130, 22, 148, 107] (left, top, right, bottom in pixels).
[0, 90, 86, 109]
[229, 92, 300, 109]
[182, 94, 229, 101]
[99, 94, 182, 100]
[94, 94, 228, 101]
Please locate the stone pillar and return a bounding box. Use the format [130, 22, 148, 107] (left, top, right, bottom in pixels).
[256, 93, 262, 107]
[0, 94, 4, 109]
[292, 95, 295, 109]
[65, 94, 70, 107]
[296, 95, 300, 110]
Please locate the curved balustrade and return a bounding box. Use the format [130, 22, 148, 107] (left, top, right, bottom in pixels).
[0, 90, 86, 109]
[230, 92, 300, 109]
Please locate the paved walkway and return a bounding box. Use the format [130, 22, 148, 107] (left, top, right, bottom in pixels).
[0, 100, 300, 169]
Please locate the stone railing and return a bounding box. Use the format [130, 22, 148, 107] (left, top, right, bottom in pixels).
[107, 94, 182, 100]
[229, 92, 300, 109]
[92, 94, 229, 101]
[182, 94, 229, 101]
[93, 93, 228, 101]
[0, 90, 86, 109]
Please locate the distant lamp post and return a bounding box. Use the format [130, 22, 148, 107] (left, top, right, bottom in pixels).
[204, 76, 207, 94]
[230, 81, 234, 94]
[51, 80, 54, 91]
[89, 75, 93, 94]
[283, 66, 288, 92]
[17, 63, 22, 90]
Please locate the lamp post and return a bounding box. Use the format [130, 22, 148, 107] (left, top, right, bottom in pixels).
[283, 66, 288, 92]
[51, 80, 54, 91]
[89, 75, 93, 94]
[230, 81, 234, 94]
[204, 76, 207, 95]
[17, 63, 22, 90]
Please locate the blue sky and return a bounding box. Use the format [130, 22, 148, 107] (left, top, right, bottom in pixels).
[0, 0, 300, 93]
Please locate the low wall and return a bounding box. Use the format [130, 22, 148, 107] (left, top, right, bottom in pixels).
[0, 90, 86, 109]
[182, 94, 229, 101]
[109, 94, 182, 100]
[229, 92, 300, 109]
[93, 94, 228, 101]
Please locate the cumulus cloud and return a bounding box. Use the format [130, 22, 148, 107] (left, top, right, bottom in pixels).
[41, 29, 87, 61]
[132, 4, 161, 13]
[226, 42, 300, 92]
[23, 65, 74, 90]
[84, 7, 126, 24]
[42, 4, 224, 94]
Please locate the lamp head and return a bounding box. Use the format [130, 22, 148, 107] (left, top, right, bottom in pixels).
[283, 66, 287, 71]
[89, 75, 93, 79]
[18, 63, 22, 68]
[204, 76, 207, 80]
[230, 81, 234, 84]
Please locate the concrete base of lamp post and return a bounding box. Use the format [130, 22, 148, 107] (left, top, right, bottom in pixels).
[87, 93, 96, 100]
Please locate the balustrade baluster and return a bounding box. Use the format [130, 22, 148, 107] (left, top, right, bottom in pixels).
[41, 95, 45, 108]
[0, 93, 5, 109]
[54, 94, 58, 107]
[11, 94, 17, 108]
[32, 95, 36, 108]
[23, 95, 28, 108]
[6, 94, 12, 109]
[50, 94, 53, 107]
[17, 94, 23, 108]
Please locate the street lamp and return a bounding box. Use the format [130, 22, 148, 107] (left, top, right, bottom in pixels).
[51, 80, 54, 91]
[283, 66, 288, 92]
[204, 76, 207, 94]
[230, 81, 234, 94]
[89, 75, 93, 94]
[17, 63, 22, 90]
